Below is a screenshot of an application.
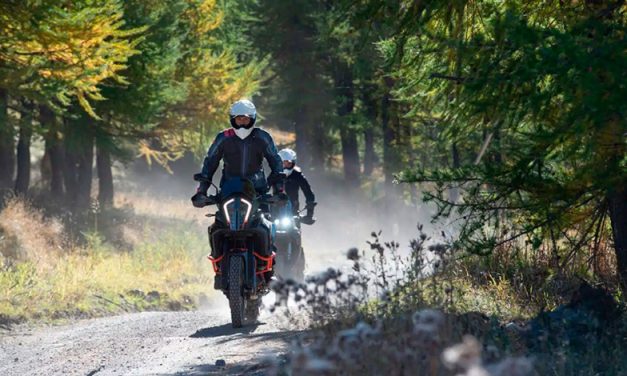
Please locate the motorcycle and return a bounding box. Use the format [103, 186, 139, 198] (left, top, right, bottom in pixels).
[270, 196, 314, 282]
[193, 174, 276, 328]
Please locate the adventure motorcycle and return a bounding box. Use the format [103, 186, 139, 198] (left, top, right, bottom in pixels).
[193, 174, 276, 328]
[270, 197, 314, 282]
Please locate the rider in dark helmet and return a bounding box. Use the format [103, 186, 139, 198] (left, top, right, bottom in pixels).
[278, 148, 316, 225]
[191, 99, 284, 205]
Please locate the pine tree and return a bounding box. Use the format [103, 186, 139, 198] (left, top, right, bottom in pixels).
[360, 0, 627, 292]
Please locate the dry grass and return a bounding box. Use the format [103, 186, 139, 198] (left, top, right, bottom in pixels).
[266, 226, 626, 375]
[0, 197, 65, 268]
[0, 196, 213, 323]
[115, 191, 202, 224]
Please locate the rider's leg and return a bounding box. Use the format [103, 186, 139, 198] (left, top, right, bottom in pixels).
[209, 221, 226, 258]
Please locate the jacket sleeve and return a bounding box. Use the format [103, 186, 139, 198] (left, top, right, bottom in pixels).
[297, 171, 316, 204]
[199, 133, 225, 188]
[261, 132, 283, 175]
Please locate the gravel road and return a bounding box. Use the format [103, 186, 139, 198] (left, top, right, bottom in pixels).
[0, 303, 300, 376]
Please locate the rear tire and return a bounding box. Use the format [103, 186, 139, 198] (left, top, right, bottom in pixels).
[228, 257, 245, 328]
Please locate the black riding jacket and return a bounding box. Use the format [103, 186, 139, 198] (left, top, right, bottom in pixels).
[285, 167, 315, 213]
[199, 128, 283, 193]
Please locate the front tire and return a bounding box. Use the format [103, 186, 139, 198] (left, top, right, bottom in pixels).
[274, 237, 288, 279]
[293, 246, 305, 282]
[245, 298, 261, 324]
[228, 257, 245, 328]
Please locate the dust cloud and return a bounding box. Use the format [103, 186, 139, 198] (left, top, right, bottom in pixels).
[120, 145, 456, 277]
[299, 172, 441, 274]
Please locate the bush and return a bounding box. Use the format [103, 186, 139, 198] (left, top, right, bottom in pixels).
[266, 224, 626, 375]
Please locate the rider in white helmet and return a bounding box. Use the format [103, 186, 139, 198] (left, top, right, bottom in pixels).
[192, 99, 285, 282]
[191, 99, 284, 203]
[229, 99, 257, 139]
[278, 148, 316, 224]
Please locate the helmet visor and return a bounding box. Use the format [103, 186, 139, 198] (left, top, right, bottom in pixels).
[231, 115, 254, 129]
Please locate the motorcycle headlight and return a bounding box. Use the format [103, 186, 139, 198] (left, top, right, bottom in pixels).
[280, 217, 292, 228]
[223, 197, 252, 230]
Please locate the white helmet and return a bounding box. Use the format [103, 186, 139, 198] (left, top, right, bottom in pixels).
[229, 99, 256, 139]
[279, 148, 297, 176]
[279, 148, 297, 163]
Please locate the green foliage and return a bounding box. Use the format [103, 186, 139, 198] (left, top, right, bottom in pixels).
[0, 0, 264, 189]
[0, 0, 145, 116]
[370, 1, 627, 275]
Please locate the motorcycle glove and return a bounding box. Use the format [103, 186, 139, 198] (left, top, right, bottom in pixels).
[267, 171, 286, 186]
[196, 181, 210, 195]
[191, 192, 208, 208]
[305, 201, 316, 218]
[300, 216, 316, 225]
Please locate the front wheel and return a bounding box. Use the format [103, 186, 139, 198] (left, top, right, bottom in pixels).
[275, 238, 305, 282]
[228, 256, 245, 328]
[293, 246, 305, 282]
[245, 298, 261, 324]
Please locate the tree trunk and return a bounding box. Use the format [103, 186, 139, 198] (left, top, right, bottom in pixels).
[309, 119, 325, 172]
[334, 62, 360, 187]
[62, 119, 80, 201]
[400, 105, 420, 205]
[294, 109, 312, 170]
[63, 114, 94, 211]
[0, 88, 15, 192]
[40, 105, 65, 197]
[382, 77, 397, 192]
[14, 101, 33, 195]
[340, 128, 360, 185]
[364, 128, 376, 176]
[608, 185, 627, 294]
[96, 144, 114, 208]
[362, 86, 378, 176]
[448, 143, 461, 203]
[76, 134, 94, 210]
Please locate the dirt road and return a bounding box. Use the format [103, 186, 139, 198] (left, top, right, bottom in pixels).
[0, 305, 299, 376]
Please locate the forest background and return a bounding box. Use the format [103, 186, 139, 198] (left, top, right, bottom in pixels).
[0, 1, 625, 374]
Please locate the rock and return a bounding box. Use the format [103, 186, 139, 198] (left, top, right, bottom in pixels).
[567, 281, 621, 321]
[215, 359, 226, 367]
[167, 301, 182, 311]
[146, 291, 161, 302]
[525, 282, 623, 350]
[127, 289, 145, 299]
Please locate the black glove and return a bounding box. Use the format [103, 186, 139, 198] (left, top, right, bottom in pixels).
[191, 192, 208, 208]
[300, 216, 315, 225]
[267, 172, 286, 186]
[305, 201, 316, 218]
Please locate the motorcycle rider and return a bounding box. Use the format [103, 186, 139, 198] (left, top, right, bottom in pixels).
[191, 99, 284, 279]
[191, 99, 284, 202]
[278, 148, 316, 225]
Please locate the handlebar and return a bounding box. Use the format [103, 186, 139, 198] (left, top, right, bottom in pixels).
[196, 193, 287, 208]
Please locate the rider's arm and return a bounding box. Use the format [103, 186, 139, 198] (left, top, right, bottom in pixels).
[260, 131, 283, 175]
[296, 171, 316, 204]
[198, 132, 226, 192]
[259, 130, 284, 192]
